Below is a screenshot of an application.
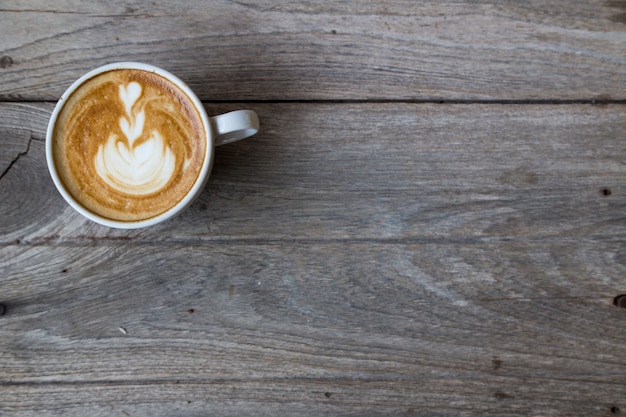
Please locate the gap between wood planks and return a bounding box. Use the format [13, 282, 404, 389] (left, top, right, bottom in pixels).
[1, 235, 620, 247]
[2, 99, 626, 105]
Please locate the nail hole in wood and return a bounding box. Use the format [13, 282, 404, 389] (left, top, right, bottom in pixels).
[602, 188, 612, 196]
[494, 391, 510, 400]
[0, 56, 13, 68]
[611, 406, 620, 414]
[324, 392, 332, 398]
[0, 303, 6, 316]
[613, 295, 626, 308]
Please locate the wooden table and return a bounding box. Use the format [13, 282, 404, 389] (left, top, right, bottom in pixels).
[1, 2, 625, 416]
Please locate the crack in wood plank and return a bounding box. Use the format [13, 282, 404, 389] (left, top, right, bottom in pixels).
[0, 134, 35, 182]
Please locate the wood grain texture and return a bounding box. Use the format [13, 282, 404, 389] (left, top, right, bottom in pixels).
[0, 102, 624, 243]
[1, 0, 626, 101]
[2, 1, 626, 416]
[1, 241, 625, 416]
[1, 101, 626, 416]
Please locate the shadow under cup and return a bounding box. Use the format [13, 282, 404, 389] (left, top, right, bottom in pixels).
[46, 62, 259, 229]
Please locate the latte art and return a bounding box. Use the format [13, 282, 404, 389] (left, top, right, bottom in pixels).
[51, 68, 207, 222]
[95, 82, 178, 195]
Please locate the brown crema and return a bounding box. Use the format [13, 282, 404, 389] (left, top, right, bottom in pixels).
[52, 69, 207, 222]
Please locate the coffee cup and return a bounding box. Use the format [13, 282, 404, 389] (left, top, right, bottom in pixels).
[45, 62, 259, 229]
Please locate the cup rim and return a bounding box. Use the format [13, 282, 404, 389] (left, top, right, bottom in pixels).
[45, 62, 214, 229]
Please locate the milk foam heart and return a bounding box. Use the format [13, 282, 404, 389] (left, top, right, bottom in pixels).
[51, 69, 207, 222]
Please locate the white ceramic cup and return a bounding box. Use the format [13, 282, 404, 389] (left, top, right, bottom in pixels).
[46, 62, 259, 229]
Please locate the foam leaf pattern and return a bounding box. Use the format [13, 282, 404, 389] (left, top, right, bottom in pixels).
[94, 82, 176, 195]
[120, 110, 145, 146]
[119, 82, 141, 116]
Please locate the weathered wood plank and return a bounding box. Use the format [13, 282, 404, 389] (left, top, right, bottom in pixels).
[1, 242, 625, 416]
[1, 102, 624, 243]
[3, 2, 625, 416]
[1, 1, 626, 101]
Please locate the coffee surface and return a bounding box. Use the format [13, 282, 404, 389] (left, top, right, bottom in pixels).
[52, 68, 207, 222]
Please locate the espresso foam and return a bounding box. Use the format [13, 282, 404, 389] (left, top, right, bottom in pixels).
[52, 68, 206, 222]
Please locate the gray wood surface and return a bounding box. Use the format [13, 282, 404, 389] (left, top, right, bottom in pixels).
[1, 242, 625, 416]
[2, 102, 625, 244]
[1, 1, 626, 416]
[1, 1, 626, 101]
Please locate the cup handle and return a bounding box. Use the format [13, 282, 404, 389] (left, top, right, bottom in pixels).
[211, 110, 259, 146]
